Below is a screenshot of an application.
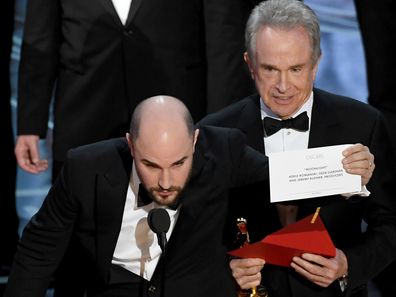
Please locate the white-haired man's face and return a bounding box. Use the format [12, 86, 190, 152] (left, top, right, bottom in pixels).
[245, 26, 319, 119]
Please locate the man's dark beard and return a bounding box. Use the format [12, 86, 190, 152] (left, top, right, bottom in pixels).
[143, 165, 193, 207]
[148, 185, 183, 206]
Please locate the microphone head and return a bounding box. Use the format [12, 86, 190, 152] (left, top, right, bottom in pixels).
[148, 208, 171, 234]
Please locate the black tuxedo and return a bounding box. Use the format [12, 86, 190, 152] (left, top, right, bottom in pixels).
[0, 0, 18, 274]
[199, 89, 396, 297]
[17, 0, 254, 164]
[4, 126, 269, 297]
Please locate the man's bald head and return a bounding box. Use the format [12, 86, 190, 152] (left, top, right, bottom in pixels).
[127, 95, 198, 206]
[129, 95, 195, 142]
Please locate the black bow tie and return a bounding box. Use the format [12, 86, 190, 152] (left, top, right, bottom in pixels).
[263, 111, 309, 136]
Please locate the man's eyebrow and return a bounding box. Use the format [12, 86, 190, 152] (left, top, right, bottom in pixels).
[141, 156, 189, 167]
[172, 156, 188, 165]
[141, 159, 161, 168]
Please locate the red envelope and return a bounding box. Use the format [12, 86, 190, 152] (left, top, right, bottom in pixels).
[228, 214, 336, 267]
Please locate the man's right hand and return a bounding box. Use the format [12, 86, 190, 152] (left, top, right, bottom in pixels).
[230, 258, 265, 290]
[15, 135, 48, 173]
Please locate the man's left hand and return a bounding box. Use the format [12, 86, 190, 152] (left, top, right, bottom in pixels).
[290, 248, 348, 287]
[342, 143, 374, 186]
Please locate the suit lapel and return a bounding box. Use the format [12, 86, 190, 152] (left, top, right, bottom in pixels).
[150, 146, 208, 282]
[95, 145, 132, 281]
[167, 145, 207, 248]
[237, 95, 266, 154]
[308, 89, 341, 148]
[125, 0, 144, 27]
[299, 89, 345, 216]
[100, 0, 124, 27]
[165, 133, 214, 252]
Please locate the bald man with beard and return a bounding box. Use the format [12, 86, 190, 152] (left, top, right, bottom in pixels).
[4, 95, 270, 297]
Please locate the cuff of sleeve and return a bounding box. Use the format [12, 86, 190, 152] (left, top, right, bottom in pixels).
[338, 272, 348, 292]
[342, 185, 370, 199]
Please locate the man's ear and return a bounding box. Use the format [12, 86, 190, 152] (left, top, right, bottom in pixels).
[126, 133, 134, 157]
[311, 54, 322, 81]
[192, 129, 199, 152]
[244, 52, 255, 80]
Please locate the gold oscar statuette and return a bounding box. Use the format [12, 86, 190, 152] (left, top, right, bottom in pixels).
[234, 218, 269, 297]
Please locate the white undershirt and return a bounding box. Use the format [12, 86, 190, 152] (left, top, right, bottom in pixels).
[112, 164, 179, 280]
[112, 0, 132, 25]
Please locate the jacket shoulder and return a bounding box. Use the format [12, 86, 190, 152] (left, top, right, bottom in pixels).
[66, 138, 130, 171]
[314, 88, 380, 118]
[199, 94, 260, 127]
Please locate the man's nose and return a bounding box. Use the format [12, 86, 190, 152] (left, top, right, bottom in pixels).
[158, 169, 171, 190]
[276, 71, 289, 92]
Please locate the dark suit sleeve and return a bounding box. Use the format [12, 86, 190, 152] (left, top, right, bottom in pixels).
[4, 157, 78, 297]
[203, 0, 254, 113]
[17, 0, 60, 137]
[355, 0, 396, 113]
[355, 0, 396, 153]
[344, 112, 396, 295]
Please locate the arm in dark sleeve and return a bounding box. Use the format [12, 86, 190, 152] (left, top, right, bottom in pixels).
[17, 0, 61, 137]
[4, 157, 78, 297]
[344, 111, 396, 295]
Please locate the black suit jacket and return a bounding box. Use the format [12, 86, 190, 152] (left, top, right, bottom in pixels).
[0, 0, 18, 267]
[17, 0, 255, 162]
[199, 89, 396, 297]
[355, 0, 396, 154]
[4, 126, 269, 297]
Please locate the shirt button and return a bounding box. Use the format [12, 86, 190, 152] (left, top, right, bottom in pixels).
[123, 29, 133, 36]
[148, 285, 156, 293]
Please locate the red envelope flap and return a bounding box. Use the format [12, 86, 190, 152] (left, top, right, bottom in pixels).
[262, 215, 335, 258]
[228, 241, 303, 267]
[228, 214, 336, 267]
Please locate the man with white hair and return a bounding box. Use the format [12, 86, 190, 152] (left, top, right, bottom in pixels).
[200, 1, 396, 296]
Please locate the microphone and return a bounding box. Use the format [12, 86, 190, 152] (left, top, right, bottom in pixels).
[148, 208, 171, 252]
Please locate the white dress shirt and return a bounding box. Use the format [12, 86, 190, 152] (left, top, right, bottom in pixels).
[112, 164, 179, 280]
[112, 0, 132, 25]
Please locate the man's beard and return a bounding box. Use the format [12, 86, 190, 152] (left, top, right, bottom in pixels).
[148, 185, 183, 206]
[146, 166, 192, 207]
